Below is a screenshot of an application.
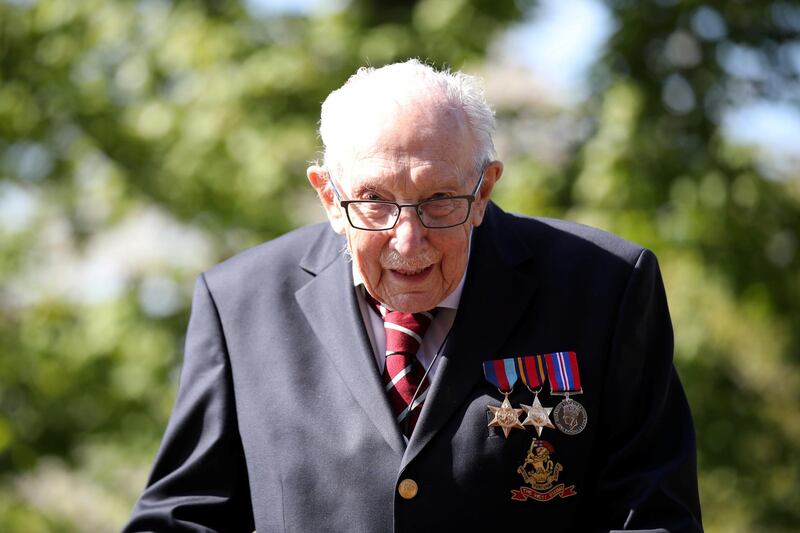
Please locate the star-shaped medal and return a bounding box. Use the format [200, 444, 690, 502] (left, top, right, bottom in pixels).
[487, 395, 524, 438]
[520, 394, 555, 437]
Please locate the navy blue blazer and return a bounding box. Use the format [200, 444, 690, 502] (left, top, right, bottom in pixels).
[124, 203, 702, 532]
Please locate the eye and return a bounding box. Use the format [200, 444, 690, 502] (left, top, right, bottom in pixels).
[423, 198, 457, 217]
[429, 192, 450, 200]
[353, 187, 386, 201]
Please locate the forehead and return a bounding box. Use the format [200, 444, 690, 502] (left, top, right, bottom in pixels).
[344, 153, 467, 187]
[338, 102, 476, 190]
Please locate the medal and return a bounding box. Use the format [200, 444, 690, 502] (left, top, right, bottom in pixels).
[515, 355, 555, 436]
[487, 396, 525, 438]
[543, 352, 587, 435]
[483, 358, 524, 438]
[552, 397, 587, 435]
[520, 394, 555, 436]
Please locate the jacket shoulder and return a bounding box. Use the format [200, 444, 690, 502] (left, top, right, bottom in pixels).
[497, 209, 646, 269]
[203, 222, 339, 294]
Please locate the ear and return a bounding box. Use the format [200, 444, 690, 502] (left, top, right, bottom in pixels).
[307, 165, 347, 234]
[470, 160, 503, 227]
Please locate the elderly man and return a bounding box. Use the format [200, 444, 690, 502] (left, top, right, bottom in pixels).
[125, 60, 702, 532]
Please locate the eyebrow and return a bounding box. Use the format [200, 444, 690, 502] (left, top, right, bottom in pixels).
[349, 182, 383, 197]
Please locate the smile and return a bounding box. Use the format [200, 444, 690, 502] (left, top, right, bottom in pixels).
[389, 264, 434, 280]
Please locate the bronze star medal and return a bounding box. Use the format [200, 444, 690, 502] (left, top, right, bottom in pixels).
[483, 359, 525, 438]
[520, 394, 555, 436]
[488, 394, 525, 438]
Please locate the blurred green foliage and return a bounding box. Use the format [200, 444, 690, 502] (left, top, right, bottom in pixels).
[1, 0, 798, 531]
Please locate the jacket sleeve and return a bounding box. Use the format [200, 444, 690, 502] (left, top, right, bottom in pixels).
[584, 249, 703, 532]
[123, 274, 255, 532]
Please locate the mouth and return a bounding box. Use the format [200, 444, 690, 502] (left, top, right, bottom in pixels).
[388, 264, 434, 281]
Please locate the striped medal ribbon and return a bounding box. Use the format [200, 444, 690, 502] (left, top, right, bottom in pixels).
[543, 352, 587, 435]
[483, 358, 524, 438]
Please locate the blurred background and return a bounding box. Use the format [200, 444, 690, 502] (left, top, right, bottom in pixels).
[1, 0, 798, 531]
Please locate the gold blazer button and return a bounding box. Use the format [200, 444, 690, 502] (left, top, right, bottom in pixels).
[398, 478, 418, 500]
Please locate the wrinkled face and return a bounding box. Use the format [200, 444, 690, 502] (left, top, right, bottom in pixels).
[309, 102, 502, 313]
[339, 159, 474, 313]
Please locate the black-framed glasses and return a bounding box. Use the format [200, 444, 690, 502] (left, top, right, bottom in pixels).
[328, 169, 485, 231]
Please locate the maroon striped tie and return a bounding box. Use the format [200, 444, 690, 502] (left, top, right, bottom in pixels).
[367, 295, 436, 437]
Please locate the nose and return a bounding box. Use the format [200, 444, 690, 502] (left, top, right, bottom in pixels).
[391, 206, 427, 255]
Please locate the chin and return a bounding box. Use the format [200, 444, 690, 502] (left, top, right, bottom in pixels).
[383, 293, 439, 314]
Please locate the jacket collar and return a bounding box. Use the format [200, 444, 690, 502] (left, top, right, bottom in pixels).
[295, 228, 408, 455]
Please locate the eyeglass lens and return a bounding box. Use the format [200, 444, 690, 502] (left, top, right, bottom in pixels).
[347, 198, 470, 230]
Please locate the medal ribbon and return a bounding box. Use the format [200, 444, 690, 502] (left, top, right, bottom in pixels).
[483, 358, 519, 393]
[543, 352, 582, 393]
[515, 355, 546, 391]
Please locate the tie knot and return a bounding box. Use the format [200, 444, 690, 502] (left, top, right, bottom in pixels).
[365, 293, 436, 356]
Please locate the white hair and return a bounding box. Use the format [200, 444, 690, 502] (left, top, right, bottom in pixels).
[318, 59, 496, 176]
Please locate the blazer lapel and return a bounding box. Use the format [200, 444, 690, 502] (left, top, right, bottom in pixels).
[295, 230, 406, 456]
[402, 204, 538, 470]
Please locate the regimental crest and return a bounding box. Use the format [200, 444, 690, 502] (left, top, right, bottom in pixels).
[517, 439, 561, 489]
[511, 439, 577, 502]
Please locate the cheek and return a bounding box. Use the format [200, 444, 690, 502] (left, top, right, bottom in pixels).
[434, 232, 471, 279]
[348, 232, 386, 275]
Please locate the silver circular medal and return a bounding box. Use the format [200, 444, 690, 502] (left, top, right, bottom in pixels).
[553, 398, 587, 435]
